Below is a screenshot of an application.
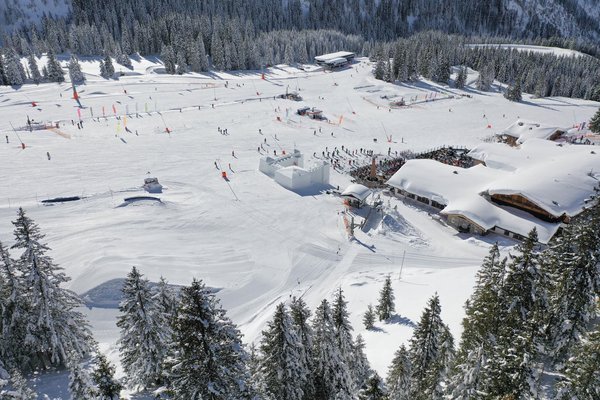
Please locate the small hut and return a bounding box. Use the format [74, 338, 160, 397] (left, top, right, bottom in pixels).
[341, 184, 372, 208]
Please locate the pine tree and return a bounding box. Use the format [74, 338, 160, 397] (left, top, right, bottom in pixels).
[117, 53, 132, 69]
[46, 50, 65, 83]
[312, 299, 354, 400]
[363, 304, 376, 330]
[27, 53, 41, 84]
[546, 206, 600, 362]
[358, 373, 387, 400]
[3, 369, 37, 399]
[167, 279, 251, 399]
[103, 55, 115, 78]
[332, 288, 355, 375]
[92, 353, 123, 400]
[408, 294, 448, 400]
[3, 48, 26, 85]
[259, 302, 307, 400]
[484, 229, 545, 399]
[176, 51, 187, 75]
[160, 45, 176, 74]
[353, 335, 372, 391]
[11, 208, 94, 370]
[387, 345, 411, 400]
[68, 55, 85, 83]
[0, 241, 28, 368]
[290, 296, 315, 400]
[554, 327, 600, 399]
[455, 67, 467, 89]
[0, 55, 8, 85]
[374, 60, 385, 81]
[211, 31, 225, 71]
[376, 276, 395, 321]
[459, 244, 507, 357]
[152, 276, 178, 325]
[589, 107, 600, 134]
[68, 361, 98, 400]
[446, 345, 487, 400]
[117, 266, 170, 389]
[504, 80, 522, 102]
[99, 60, 107, 79]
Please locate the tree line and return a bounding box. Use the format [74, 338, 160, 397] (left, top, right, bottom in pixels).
[369, 31, 600, 101]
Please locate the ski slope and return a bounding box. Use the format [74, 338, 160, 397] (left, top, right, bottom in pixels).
[0, 56, 598, 398]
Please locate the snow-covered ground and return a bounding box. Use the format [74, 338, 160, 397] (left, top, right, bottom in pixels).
[467, 43, 588, 58]
[1, 56, 598, 398]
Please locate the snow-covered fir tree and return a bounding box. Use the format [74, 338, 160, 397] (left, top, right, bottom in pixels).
[68, 359, 98, 400]
[554, 326, 600, 399]
[363, 304, 375, 330]
[3, 47, 25, 85]
[374, 60, 385, 81]
[484, 229, 545, 399]
[312, 299, 354, 400]
[0, 55, 8, 85]
[68, 55, 85, 83]
[545, 205, 600, 362]
[455, 66, 467, 89]
[504, 79, 522, 102]
[290, 296, 316, 400]
[10, 208, 94, 371]
[102, 55, 115, 79]
[0, 240, 28, 368]
[1, 369, 36, 399]
[46, 50, 65, 83]
[117, 52, 132, 69]
[176, 51, 187, 75]
[358, 373, 387, 400]
[99, 60, 107, 79]
[386, 344, 411, 400]
[589, 107, 600, 134]
[27, 53, 41, 84]
[167, 278, 252, 399]
[332, 288, 356, 383]
[445, 345, 487, 400]
[458, 244, 507, 357]
[117, 266, 170, 390]
[376, 275, 395, 321]
[92, 353, 123, 400]
[258, 302, 307, 400]
[152, 276, 178, 324]
[160, 45, 176, 75]
[408, 294, 451, 400]
[352, 335, 372, 391]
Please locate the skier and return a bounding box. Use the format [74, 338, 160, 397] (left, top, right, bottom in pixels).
[232, 150, 235, 157]
[214, 161, 219, 169]
[47, 152, 51, 160]
[5, 135, 8, 143]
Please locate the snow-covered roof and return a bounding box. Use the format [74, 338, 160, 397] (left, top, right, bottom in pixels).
[341, 184, 372, 202]
[386, 146, 600, 243]
[325, 57, 348, 65]
[498, 119, 564, 144]
[314, 51, 355, 62]
[486, 150, 600, 218]
[468, 139, 583, 171]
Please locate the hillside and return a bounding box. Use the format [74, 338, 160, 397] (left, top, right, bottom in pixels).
[2, 0, 600, 43]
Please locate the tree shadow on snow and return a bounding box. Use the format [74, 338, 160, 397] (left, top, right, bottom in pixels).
[385, 314, 416, 328]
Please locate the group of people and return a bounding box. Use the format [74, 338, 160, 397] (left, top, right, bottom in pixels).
[414, 146, 474, 168]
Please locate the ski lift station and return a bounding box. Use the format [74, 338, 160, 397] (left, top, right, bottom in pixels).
[314, 51, 355, 67]
[259, 149, 330, 191]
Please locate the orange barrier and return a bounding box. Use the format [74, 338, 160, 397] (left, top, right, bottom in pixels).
[222, 171, 227, 179]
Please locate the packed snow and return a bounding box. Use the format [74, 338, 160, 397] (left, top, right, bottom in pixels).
[0, 55, 598, 398]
